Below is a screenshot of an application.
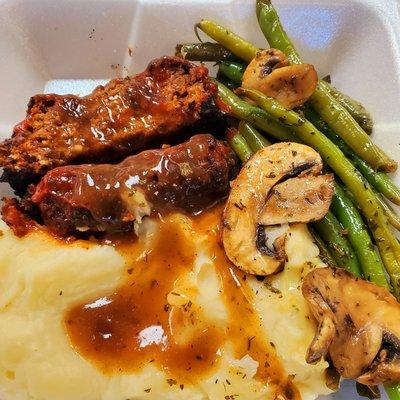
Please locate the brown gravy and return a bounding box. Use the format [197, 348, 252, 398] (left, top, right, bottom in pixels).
[65, 204, 300, 399]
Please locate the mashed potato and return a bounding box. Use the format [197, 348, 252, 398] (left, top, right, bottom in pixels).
[0, 213, 332, 400]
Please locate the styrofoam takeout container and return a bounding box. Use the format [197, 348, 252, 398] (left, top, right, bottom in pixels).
[0, 0, 399, 398]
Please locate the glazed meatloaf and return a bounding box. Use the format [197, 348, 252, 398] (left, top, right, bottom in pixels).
[0, 57, 222, 193]
[18, 134, 238, 236]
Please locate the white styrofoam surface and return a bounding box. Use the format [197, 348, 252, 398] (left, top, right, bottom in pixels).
[0, 0, 399, 398]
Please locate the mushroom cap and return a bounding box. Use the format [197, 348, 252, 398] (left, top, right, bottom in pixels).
[222, 142, 325, 276]
[302, 267, 400, 385]
[258, 174, 334, 226]
[242, 49, 288, 82]
[242, 49, 318, 110]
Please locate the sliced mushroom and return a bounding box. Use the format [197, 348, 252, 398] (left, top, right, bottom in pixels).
[258, 174, 334, 225]
[302, 267, 400, 385]
[222, 142, 326, 275]
[242, 49, 318, 110]
[242, 49, 288, 82]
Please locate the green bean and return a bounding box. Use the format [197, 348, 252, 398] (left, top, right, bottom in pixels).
[376, 240, 400, 297]
[331, 185, 389, 287]
[196, 20, 258, 63]
[175, 42, 239, 62]
[194, 14, 393, 169]
[303, 104, 400, 205]
[227, 129, 253, 163]
[312, 211, 362, 276]
[385, 384, 400, 400]
[235, 87, 400, 291]
[189, 25, 369, 139]
[256, 0, 301, 64]
[310, 83, 396, 172]
[216, 72, 238, 90]
[219, 62, 246, 85]
[256, 0, 397, 172]
[254, 3, 400, 396]
[238, 121, 271, 152]
[197, 16, 396, 171]
[374, 190, 400, 232]
[309, 227, 338, 268]
[327, 83, 373, 134]
[351, 157, 400, 206]
[214, 81, 297, 142]
[342, 185, 400, 294]
[253, 1, 373, 135]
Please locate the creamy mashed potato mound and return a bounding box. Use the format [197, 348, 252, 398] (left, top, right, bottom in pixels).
[0, 214, 331, 400]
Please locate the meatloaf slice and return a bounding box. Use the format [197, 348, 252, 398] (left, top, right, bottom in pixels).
[21, 134, 238, 236]
[0, 56, 222, 193]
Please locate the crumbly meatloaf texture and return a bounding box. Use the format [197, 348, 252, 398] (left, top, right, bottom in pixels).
[0, 56, 222, 193]
[23, 134, 238, 236]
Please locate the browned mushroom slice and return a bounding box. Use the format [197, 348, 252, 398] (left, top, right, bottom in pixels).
[242, 49, 318, 110]
[258, 174, 334, 225]
[302, 267, 400, 385]
[222, 142, 324, 275]
[242, 49, 288, 82]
